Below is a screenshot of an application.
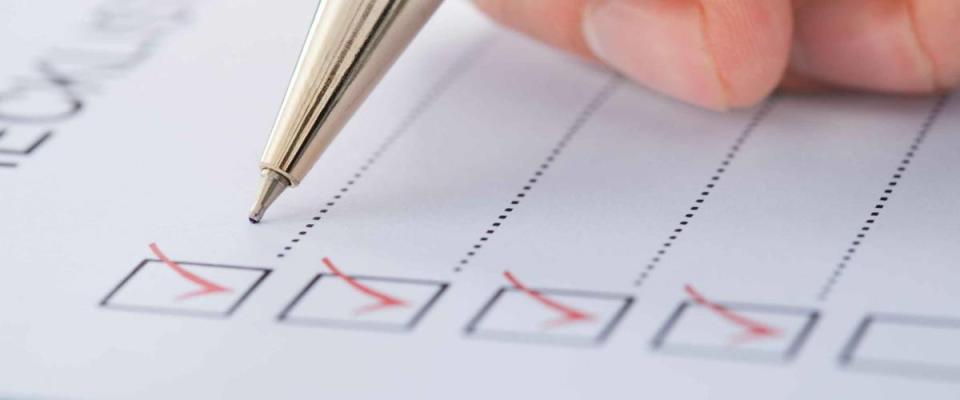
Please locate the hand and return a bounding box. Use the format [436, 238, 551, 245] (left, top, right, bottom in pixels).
[473, 0, 960, 110]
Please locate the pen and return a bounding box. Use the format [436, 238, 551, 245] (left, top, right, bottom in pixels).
[249, 0, 443, 223]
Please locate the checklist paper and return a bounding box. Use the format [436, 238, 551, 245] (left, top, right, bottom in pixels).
[2, 0, 960, 399]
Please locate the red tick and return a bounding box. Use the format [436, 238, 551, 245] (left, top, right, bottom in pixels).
[149, 243, 232, 301]
[503, 270, 594, 328]
[684, 284, 780, 344]
[322, 257, 407, 315]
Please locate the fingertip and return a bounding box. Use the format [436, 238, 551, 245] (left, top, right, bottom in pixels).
[909, 0, 960, 90]
[583, 0, 792, 110]
[582, 1, 730, 110]
[791, 0, 960, 93]
[474, 0, 792, 110]
[701, 1, 794, 108]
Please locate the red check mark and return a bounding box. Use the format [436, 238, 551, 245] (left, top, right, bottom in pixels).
[684, 284, 780, 344]
[149, 243, 232, 301]
[322, 257, 407, 315]
[504, 271, 594, 328]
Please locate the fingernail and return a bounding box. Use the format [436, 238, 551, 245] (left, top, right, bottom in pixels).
[583, 0, 730, 109]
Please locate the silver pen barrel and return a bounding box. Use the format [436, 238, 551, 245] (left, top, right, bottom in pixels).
[250, 0, 443, 223]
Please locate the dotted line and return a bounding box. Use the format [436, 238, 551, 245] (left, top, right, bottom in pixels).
[276, 39, 492, 258]
[452, 76, 622, 273]
[632, 96, 779, 287]
[816, 94, 949, 301]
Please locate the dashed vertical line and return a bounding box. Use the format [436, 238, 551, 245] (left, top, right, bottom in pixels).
[633, 96, 779, 287]
[452, 75, 622, 272]
[816, 94, 949, 301]
[276, 38, 494, 258]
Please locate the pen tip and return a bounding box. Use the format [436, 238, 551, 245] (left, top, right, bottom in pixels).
[249, 169, 289, 224]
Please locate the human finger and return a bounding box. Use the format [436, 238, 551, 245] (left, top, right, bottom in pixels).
[474, 0, 795, 110]
[791, 0, 960, 93]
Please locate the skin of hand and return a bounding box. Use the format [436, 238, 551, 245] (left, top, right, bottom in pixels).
[473, 0, 960, 110]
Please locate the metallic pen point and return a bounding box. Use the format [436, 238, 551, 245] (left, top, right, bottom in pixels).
[249, 169, 289, 223]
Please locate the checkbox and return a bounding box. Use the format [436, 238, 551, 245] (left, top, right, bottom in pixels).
[100, 259, 270, 318]
[278, 273, 448, 332]
[464, 273, 633, 346]
[839, 314, 960, 381]
[0, 128, 51, 155]
[651, 298, 819, 363]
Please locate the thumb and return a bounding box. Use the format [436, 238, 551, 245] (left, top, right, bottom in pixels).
[474, 0, 793, 110]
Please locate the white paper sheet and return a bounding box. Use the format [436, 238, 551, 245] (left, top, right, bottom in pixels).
[2, 0, 960, 398]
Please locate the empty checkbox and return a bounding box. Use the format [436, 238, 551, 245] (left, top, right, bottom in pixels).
[0, 128, 51, 155]
[839, 313, 960, 381]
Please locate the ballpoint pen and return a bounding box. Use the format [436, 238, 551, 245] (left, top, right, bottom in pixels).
[249, 0, 443, 223]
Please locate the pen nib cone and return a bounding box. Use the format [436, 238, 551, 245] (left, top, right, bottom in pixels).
[249, 170, 289, 224]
